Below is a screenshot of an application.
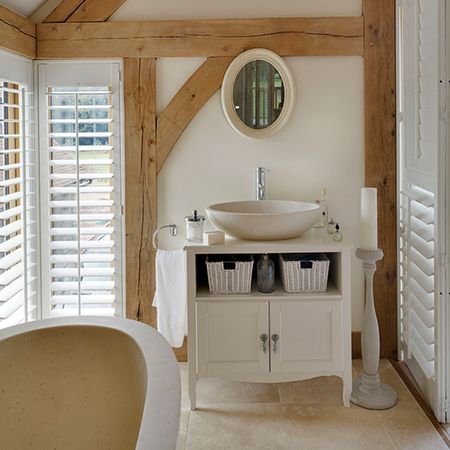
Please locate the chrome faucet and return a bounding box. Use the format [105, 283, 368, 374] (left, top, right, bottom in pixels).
[255, 167, 268, 200]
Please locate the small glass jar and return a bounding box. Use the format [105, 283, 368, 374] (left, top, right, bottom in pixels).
[327, 218, 336, 235]
[257, 254, 275, 293]
[333, 223, 343, 241]
[185, 210, 205, 242]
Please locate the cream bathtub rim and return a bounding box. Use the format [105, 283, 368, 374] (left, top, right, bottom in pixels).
[0, 316, 181, 450]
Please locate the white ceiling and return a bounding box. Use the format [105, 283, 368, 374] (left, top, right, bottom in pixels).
[1, 0, 45, 16]
[1, 0, 362, 21]
[112, 0, 361, 21]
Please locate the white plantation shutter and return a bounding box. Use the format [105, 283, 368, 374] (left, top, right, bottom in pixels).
[398, 0, 446, 419]
[38, 63, 124, 318]
[0, 52, 38, 329]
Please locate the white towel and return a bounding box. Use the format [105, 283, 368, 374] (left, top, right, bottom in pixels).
[152, 249, 187, 348]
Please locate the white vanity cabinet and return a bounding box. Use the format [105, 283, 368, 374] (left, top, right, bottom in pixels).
[185, 234, 353, 410]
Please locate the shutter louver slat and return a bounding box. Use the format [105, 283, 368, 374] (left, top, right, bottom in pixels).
[50, 227, 114, 236]
[0, 206, 22, 220]
[50, 240, 114, 250]
[49, 307, 115, 317]
[0, 290, 23, 319]
[50, 281, 114, 291]
[50, 254, 114, 263]
[51, 295, 115, 305]
[49, 145, 113, 152]
[50, 200, 114, 208]
[0, 263, 23, 285]
[411, 310, 434, 345]
[50, 268, 114, 277]
[0, 220, 23, 236]
[49, 214, 114, 222]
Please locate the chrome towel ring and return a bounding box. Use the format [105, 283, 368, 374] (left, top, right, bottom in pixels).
[152, 224, 178, 250]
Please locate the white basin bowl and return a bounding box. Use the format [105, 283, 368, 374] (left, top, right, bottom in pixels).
[205, 200, 321, 241]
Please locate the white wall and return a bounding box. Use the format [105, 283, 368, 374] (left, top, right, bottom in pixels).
[112, 0, 365, 331]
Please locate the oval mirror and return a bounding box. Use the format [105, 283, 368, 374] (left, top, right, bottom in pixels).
[221, 49, 296, 138]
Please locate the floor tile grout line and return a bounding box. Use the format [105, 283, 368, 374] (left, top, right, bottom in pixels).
[374, 408, 399, 450]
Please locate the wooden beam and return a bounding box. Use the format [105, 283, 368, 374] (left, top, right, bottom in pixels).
[36, 16, 364, 58]
[363, 0, 397, 358]
[156, 56, 233, 174]
[67, 0, 127, 22]
[44, 0, 85, 23]
[124, 58, 158, 325]
[0, 5, 36, 58]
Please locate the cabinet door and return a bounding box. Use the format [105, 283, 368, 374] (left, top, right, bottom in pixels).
[270, 301, 343, 373]
[197, 302, 269, 376]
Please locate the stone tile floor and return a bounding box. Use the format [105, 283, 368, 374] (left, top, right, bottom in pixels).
[176, 360, 448, 450]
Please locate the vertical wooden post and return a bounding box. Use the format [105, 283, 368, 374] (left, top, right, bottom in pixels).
[124, 58, 157, 325]
[363, 0, 397, 358]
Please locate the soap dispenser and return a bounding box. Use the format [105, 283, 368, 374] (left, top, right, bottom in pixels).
[185, 210, 205, 242]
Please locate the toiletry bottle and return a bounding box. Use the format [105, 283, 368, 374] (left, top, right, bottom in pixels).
[257, 254, 275, 293]
[313, 188, 328, 228]
[327, 217, 336, 235]
[333, 223, 343, 241]
[185, 210, 205, 242]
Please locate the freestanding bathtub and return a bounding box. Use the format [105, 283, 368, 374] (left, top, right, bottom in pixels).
[0, 316, 180, 450]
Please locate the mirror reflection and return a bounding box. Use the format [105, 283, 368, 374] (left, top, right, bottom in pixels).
[232, 60, 285, 130]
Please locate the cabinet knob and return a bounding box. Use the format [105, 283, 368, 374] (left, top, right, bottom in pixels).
[271, 334, 279, 353]
[260, 333, 268, 353]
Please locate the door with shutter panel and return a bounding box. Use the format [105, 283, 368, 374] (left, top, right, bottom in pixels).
[397, 0, 447, 420]
[38, 62, 124, 319]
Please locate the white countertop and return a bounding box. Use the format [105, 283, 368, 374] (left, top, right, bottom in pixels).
[184, 229, 353, 254]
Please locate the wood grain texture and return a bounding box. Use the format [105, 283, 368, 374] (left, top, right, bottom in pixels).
[352, 331, 362, 359]
[174, 337, 187, 362]
[36, 16, 363, 58]
[156, 56, 233, 174]
[363, 0, 397, 358]
[43, 0, 85, 23]
[124, 58, 158, 325]
[0, 4, 36, 58]
[67, 0, 127, 22]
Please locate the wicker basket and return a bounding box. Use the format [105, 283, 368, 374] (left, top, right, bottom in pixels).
[279, 253, 330, 293]
[206, 255, 254, 294]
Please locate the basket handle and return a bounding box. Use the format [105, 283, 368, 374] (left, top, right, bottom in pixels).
[223, 262, 237, 270]
[299, 261, 313, 269]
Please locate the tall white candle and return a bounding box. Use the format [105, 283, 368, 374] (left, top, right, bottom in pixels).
[360, 188, 378, 251]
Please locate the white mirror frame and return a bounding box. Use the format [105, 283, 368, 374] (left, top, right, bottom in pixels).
[221, 48, 296, 139]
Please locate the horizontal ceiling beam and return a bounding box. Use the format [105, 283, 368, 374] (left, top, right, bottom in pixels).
[37, 16, 364, 58]
[0, 4, 36, 58]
